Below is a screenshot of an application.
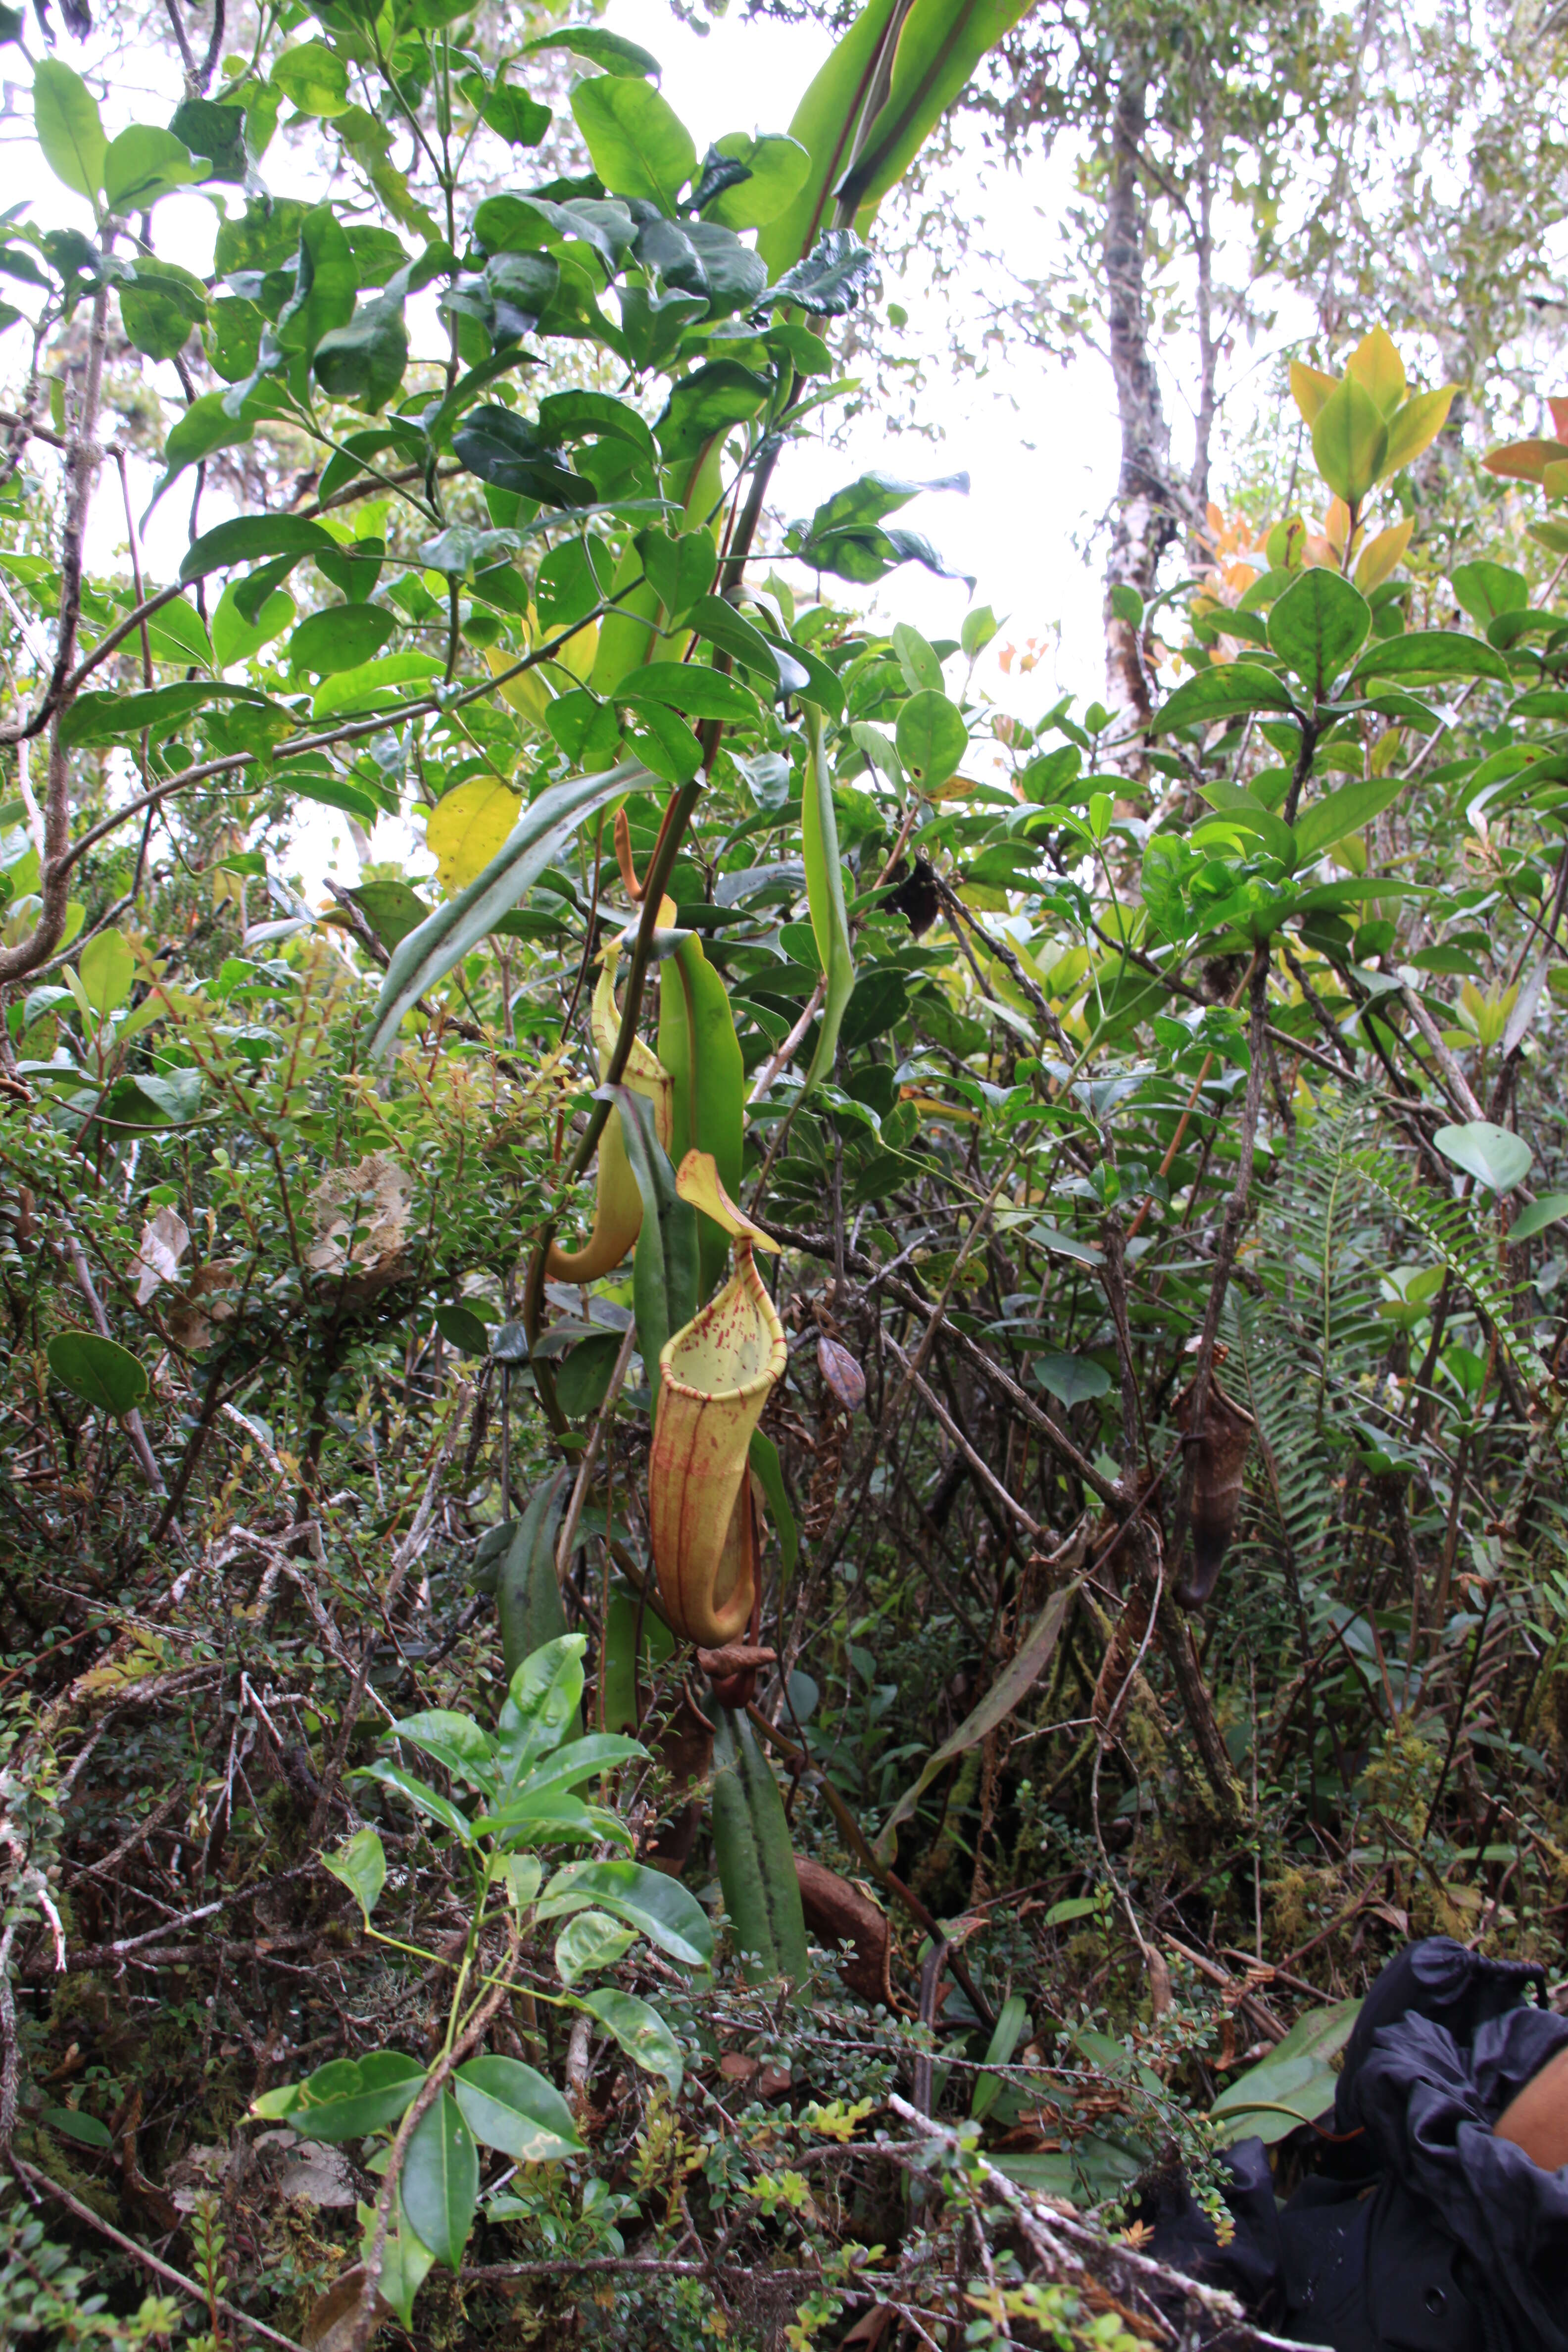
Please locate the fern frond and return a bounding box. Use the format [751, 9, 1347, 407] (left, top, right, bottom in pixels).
[1354, 1149, 1546, 1400]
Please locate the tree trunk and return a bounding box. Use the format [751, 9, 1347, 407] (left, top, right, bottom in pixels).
[1103, 64, 1179, 739]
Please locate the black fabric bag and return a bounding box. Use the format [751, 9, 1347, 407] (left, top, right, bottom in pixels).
[1139, 1938, 1568, 2350]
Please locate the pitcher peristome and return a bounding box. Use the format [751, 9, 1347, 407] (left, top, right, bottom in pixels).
[546, 937, 673, 1281]
[649, 1153, 786, 1647]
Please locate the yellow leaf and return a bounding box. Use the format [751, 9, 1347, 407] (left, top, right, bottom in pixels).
[545, 615, 599, 685]
[1355, 514, 1414, 590]
[484, 643, 551, 727]
[1289, 358, 1339, 425]
[1382, 387, 1456, 475]
[675, 1148, 781, 1252]
[1346, 326, 1406, 417]
[425, 776, 521, 896]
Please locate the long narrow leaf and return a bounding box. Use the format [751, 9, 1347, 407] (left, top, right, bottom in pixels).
[756, 0, 906, 280]
[839, 0, 1036, 224]
[368, 760, 649, 1058]
[875, 1579, 1079, 1863]
[618, 1083, 698, 1411]
[799, 703, 855, 1098]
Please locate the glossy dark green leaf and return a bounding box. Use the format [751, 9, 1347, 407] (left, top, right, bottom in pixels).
[181, 513, 335, 586]
[400, 2095, 477, 2272]
[453, 2057, 583, 2161]
[537, 1858, 714, 1967]
[1267, 566, 1371, 697]
[1351, 630, 1511, 687]
[1152, 661, 1296, 734]
[762, 227, 875, 316]
[313, 292, 409, 412]
[655, 360, 772, 461]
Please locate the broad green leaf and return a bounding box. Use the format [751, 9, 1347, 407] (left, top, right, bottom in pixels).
[388, 1708, 494, 1789]
[537, 1859, 714, 1967]
[1266, 566, 1371, 697]
[367, 760, 646, 1058]
[1032, 1351, 1111, 1408]
[400, 2095, 477, 2272]
[495, 1633, 589, 1790]
[578, 1987, 684, 2096]
[323, 1826, 386, 1921]
[34, 61, 106, 201]
[1292, 773, 1405, 859]
[1433, 1120, 1533, 1195]
[895, 688, 967, 788]
[47, 1330, 149, 1416]
[523, 26, 662, 79]
[570, 77, 696, 214]
[150, 390, 266, 510]
[367, 2201, 434, 2332]
[42, 2106, 112, 2147]
[655, 360, 772, 461]
[102, 126, 204, 212]
[271, 41, 350, 118]
[286, 603, 395, 675]
[554, 1909, 638, 1984]
[213, 582, 295, 668]
[635, 527, 717, 617]
[277, 205, 357, 363]
[1311, 376, 1388, 504]
[508, 1732, 646, 1803]
[78, 928, 134, 1016]
[312, 651, 443, 720]
[313, 292, 410, 413]
[683, 595, 809, 697]
[1352, 630, 1511, 687]
[356, 1759, 474, 1843]
[706, 132, 811, 230]
[620, 666, 759, 724]
[877, 1579, 1079, 1862]
[1451, 561, 1527, 626]
[453, 2056, 583, 2159]
[1211, 1999, 1361, 2147]
[757, 0, 904, 276]
[120, 258, 207, 363]
[1509, 1191, 1568, 1241]
[1152, 662, 1295, 734]
[60, 682, 277, 750]
[262, 2051, 424, 2141]
[181, 514, 335, 586]
[799, 702, 855, 1096]
[434, 1301, 490, 1354]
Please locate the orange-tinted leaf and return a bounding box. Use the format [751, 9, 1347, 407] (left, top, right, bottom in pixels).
[1548, 397, 1568, 441]
[1355, 514, 1414, 591]
[1481, 437, 1568, 485]
[1289, 359, 1339, 425]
